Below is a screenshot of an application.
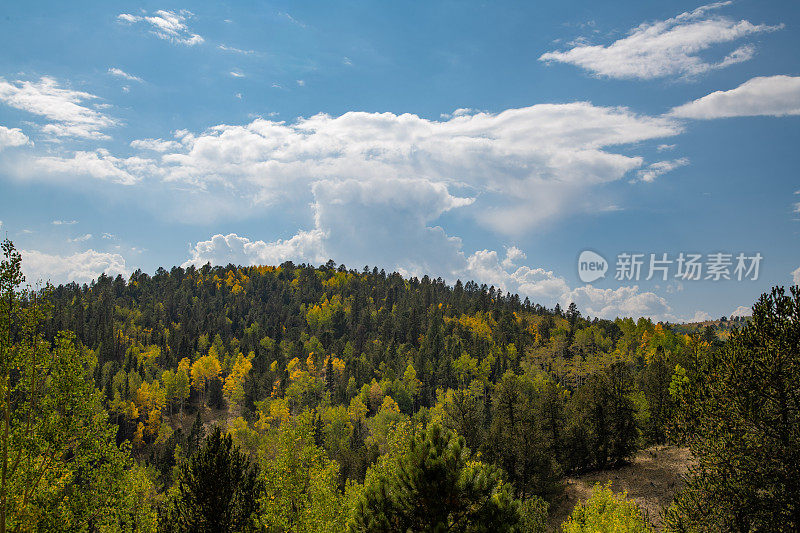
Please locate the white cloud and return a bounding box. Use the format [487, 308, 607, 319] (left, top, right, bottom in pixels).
[31, 149, 157, 185]
[0, 125, 29, 149]
[296, 80, 305, 87]
[52, 219, 77, 225]
[312, 178, 472, 275]
[793, 267, 800, 285]
[183, 214, 696, 321]
[21, 248, 128, 284]
[127, 103, 679, 232]
[457, 247, 694, 320]
[657, 143, 676, 151]
[108, 67, 143, 83]
[636, 157, 689, 182]
[183, 231, 327, 268]
[230, 71, 245, 78]
[539, 2, 782, 80]
[671, 75, 800, 119]
[219, 44, 254, 55]
[683, 310, 714, 323]
[0, 76, 116, 139]
[68, 233, 92, 243]
[730, 305, 751, 317]
[117, 9, 204, 46]
[279, 12, 307, 29]
[502, 246, 526, 269]
[130, 138, 183, 152]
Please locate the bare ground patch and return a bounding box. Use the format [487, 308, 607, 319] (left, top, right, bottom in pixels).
[548, 446, 693, 530]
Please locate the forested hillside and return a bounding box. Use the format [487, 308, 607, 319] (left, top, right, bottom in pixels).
[3, 240, 798, 531]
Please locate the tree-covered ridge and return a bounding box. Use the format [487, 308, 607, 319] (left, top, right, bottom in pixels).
[37, 262, 694, 523]
[12, 242, 795, 532]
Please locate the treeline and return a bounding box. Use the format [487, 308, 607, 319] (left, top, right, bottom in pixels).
[4, 238, 797, 531]
[45, 263, 690, 475]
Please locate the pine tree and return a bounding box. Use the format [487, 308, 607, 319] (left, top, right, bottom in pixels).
[666, 286, 800, 531]
[187, 410, 204, 456]
[160, 426, 263, 533]
[349, 423, 522, 532]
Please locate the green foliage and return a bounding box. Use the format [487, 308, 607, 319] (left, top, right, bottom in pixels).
[566, 362, 639, 471]
[160, 426, 262, 533]
[349, 423, 522, 532]
[666, 286, 800, 531]
[562, 482, 652, 532]
[25, 247, 721, 530]
[259, 411, 347, 532]
[0, 239, 143, 532]
[489, 371, 562, 500]
[519, 496, 549, 533]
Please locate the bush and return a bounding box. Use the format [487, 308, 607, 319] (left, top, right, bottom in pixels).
[562, 482, 653, 533]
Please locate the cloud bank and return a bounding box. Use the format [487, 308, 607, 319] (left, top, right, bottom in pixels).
[21, 249, 128, 285]
[113, 103, 682, 232]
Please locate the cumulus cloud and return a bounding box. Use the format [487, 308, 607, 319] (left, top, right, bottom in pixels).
[117, 9, 204, 46]
[0, 125, 29, 149]
[184, 176, 473, 274]
[30, 149, 157, 185]
[793, 266, 800, 285]
[108, 67, 143, 83]
[183, 231, 327, 268]
[458, 246, 694, 320]
[312, 178, 472, 275]
[730, 305, 751, 317]
[52, 219, 78, 225]
[671, 75, 800, 119]
[21, 249, 128, 284]
[0, 77, 116, 139]
[636, 157, 689, 182]
[130, 138, 183, 152]
[539, 2, 781, 80]
[127, 103, 680, 232]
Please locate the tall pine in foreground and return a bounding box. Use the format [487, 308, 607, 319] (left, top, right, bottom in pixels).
[160, 426, 262, 533]
[349, 423, 522, 532]
[666, 286, 800, 531]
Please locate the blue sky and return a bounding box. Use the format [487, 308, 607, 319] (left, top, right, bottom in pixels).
[1, 0, 799, 321]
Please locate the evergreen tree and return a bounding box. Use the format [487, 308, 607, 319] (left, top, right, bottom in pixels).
[489, 371, 562, 501]
[160, 426, 262, 533]
[666, 286, 800, 531]
[187, 410, 204, 456]
[349, 423, 521, 532]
